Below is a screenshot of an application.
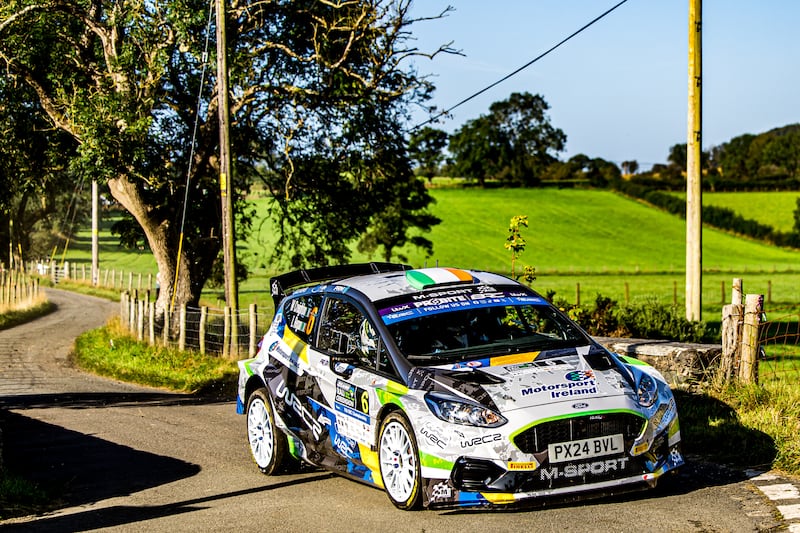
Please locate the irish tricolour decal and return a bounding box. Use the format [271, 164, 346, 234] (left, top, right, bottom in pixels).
[405, 268, 473, 290]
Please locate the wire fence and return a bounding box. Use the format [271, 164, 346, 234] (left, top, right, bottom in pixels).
[120, 291, 272, 358]
[29, 261, 156, 293]
[759, 306, 800, 382]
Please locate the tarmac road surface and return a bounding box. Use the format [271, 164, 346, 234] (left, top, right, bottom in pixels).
[0, 288, 786, 532]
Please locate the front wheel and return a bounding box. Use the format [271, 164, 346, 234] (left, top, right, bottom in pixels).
[246, 387, 288, 475]
[378, 412, 422, 510]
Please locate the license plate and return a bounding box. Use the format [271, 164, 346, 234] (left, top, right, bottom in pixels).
[548, 434, 624, 463]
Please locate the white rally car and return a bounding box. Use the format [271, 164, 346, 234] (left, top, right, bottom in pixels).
[236, 264, 683, 509]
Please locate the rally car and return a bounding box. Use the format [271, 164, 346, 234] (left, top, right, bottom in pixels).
[236, 263, 683, 509]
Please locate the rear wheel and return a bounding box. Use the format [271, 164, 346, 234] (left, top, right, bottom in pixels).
[378, 412, 422, 510]
[246, 387, 288, 475]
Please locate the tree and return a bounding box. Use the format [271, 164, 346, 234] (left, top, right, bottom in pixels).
[794, 197, 800, 236]
[583, 158, 621, 188]
[0, 0, 452, 312]
[0, 74, 81, 267]
[621, 160, 639, 176]
[449, 92, 565, 186]
[408, 127, 448, 183]
[448, 115, 504, 186]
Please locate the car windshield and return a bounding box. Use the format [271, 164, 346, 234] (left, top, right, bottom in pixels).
[383, 299, 589, 364]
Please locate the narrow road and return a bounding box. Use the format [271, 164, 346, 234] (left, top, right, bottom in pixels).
[0, 289, 786, 532]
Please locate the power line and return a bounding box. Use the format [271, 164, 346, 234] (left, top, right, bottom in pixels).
[413, 0, 629, 132]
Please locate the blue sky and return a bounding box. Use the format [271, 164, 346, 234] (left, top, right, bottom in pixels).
[407, 1, 800, 168]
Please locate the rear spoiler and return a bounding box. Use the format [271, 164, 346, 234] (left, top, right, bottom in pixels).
[270, 262, 412, 310]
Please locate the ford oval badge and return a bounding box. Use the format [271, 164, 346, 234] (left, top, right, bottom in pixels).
[572, 402, 589, 409]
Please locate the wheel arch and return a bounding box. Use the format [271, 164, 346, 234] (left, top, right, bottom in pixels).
[244, 373, 269, 406]
[374, 402, 407, 448]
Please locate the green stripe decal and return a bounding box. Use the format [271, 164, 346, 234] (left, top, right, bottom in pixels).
[420, 451, 454, 470]
[406, 270, 435, 289]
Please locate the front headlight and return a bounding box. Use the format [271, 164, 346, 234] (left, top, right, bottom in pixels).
[425, 393, 507, 428]
[637, 373, 658, 407]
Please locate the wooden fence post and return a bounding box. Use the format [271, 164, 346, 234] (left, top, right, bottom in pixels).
[137, 298, 145, 341]
[162, 309, 170, 346]
[129, 290, 137, 333]
[120, 292, 129, 330]
[739, 294, 763, 384]
[223, 306, 231, 358]
[148, 301, 156, 345]
[719, 303, 742, 386]
[249, 303, 258, 357]
[179, 304, 187, 351]
[199, 306, 208, 354]
[732, 278, 743, 305]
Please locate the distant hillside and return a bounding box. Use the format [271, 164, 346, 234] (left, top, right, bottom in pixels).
[346, 188, 800, 274]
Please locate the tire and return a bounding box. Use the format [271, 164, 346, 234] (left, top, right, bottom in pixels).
[246, 387, 288, 475]
[378, 412, 423, 510]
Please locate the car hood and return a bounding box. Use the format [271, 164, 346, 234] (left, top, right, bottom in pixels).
[406, 344, 635, 412]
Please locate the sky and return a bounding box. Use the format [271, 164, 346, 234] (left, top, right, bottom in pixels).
[405, 0, 800, 168]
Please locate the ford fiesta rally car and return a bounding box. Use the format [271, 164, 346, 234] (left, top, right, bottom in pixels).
[236, 264, 683, 509]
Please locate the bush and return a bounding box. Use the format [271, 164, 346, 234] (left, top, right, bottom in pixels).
[547, 291, 707, 342]
[616, 297, 707, 342]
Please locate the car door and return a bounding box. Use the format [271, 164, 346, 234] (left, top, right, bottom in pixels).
[266, 292, 330, 456]
[311, 294, 396, 481]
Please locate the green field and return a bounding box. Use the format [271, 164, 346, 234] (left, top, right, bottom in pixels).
[673, 191, 799, 233]
[64, 188, 800, 319]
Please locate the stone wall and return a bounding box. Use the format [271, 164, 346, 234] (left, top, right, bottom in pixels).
[596, 337, 721, 389]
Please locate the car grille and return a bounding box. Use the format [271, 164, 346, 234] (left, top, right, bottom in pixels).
[513, 412, 645, 455]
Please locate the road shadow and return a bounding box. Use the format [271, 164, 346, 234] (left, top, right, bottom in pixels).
[0, 410, 201, 516]
[0, 386, 236, 411]
[0, 473, 334, 532]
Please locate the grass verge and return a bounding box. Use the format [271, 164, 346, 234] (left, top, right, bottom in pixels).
[0, 299, 56, 331]
[72, 318, 239, 396]
[0, 474, 51, 521]
[676, 382, 800, 476]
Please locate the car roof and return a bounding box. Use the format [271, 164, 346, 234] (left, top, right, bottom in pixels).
[334, 267, 521, 303]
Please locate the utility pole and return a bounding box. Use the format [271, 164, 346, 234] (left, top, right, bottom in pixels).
[686, 0, 702, 321]
[216, 0, 239, 353]
[91, 180, 99, 286]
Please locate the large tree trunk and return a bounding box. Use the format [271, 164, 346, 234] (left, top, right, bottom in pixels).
[107, 175, 201, 318]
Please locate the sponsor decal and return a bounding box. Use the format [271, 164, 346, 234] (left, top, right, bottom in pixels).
[539, 457, 630, 480]
[269, 338, 302, 371]
[430, 481, 453, 501]
[275, 378, 324, 441]
[379, 289, 546, 324]
[508, 461, 539, 471]
[565, 370, 594, 382]
[335, 380, 369, 415]
[333, 433, 359, 458]
[460, 433, 502, 448]
[335, 402, 370, 425]
[420, 424, 448, 450]
[520, 379, 598, 399]
[334, 410, 372, 445]
[572, 402, 589, 409]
